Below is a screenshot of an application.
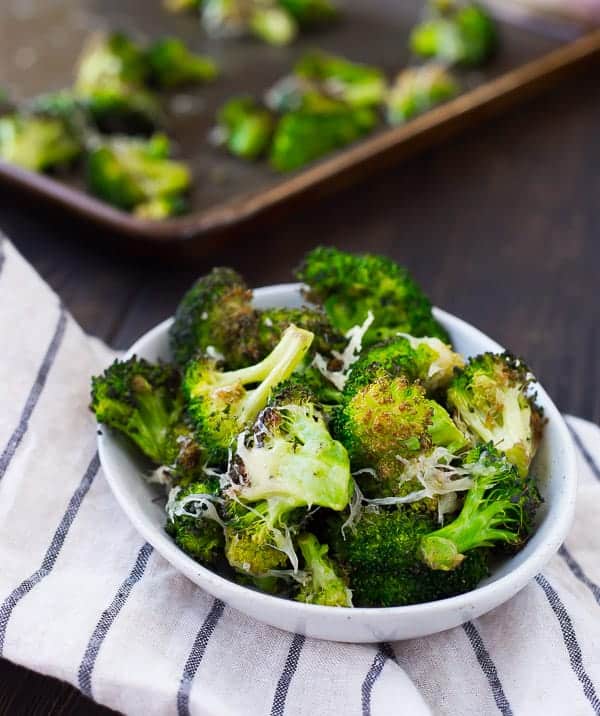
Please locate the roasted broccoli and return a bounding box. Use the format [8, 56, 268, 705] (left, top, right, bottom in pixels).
[279, 0, 338, 26]
[203, 0, 298, 45]
[419, 443, 542, 570]
[387, 65, 459, 125]
[335, 374, 467, 485]
[346, 334, 464, 395]
[184, 325, 314, 462]
[257, 306, 344, 356]
[74, 32, 160, 133]
[169, 267, 259, 369]
[166, 479, 225, 564]
[270, 101, 377, 171]
[328, 507, 489, 607]
[215, 97, 274, 160]
[294, 51, 387, 108]
[224, 387, 353, 573]
[90, 356, 186, 466]
[410, 2, 497, 67]
[447, 352, 542, 477]
[0, 113, 81, 172]
[295, 533, 352, 606]
[86, 133, 191, 217]
[147, 38, 218, 88]
[296, 247, 450, 345]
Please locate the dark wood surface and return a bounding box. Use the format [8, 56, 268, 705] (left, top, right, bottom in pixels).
[1, 70, 599, 715]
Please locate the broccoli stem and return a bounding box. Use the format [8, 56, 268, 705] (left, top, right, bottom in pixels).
[227, 325, 314, 423]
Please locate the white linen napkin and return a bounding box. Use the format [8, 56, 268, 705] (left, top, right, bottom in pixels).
[1, 234, 599, 716]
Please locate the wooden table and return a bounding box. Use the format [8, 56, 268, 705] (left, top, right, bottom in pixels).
[1, 70, 599, 715]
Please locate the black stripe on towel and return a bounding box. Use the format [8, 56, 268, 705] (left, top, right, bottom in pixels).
[0, 452, 100, 655]
[361, 643, 396, 716]
[535, 573, 600, 714]
[567, 420, 600, 482]
[176, 598, 225, 716]
[559, 546, 600, 607]
[78, 542, 154, 697]
[271, 633, 305, 716]
[463, 621, 514, 716]
[0, 307, 67, 480]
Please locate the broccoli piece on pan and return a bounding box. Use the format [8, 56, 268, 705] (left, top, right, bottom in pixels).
[215, 97, 274, 160]
[387, 65, 459, 125]
[0, 114, 81, 172]
[147, 37, 218, 88]
[86, 133, 190, 217]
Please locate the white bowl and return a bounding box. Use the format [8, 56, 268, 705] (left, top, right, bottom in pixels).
[98, 283, 577, 643]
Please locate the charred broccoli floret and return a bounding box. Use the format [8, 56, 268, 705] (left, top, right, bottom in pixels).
[215, 97, 274, 160]
[295, 533, 352, 606]
[90, 356, 186, 465]
[203, 0, 297, 46]
[420, 443, 542, 570]
[165, 479, 225, 564]
[169, 267, 259, 369]
[447, 352, 542, 476]
[74, 32, 160, 133]
[224, 388, 353, 573]
[184, 325, 314, 462]
[410, 2, 497, 67]
[296, 247, 450, 345]
[328, 507, 489, 606]
[346, 334, 464, 395]
[147, 37, 218, 88]
[270, 101, 376, 172]
[293, 51, 387, 108]
[387, 65, 459, 125]
[279, 0, 337, 26]
[86, 133, 190, 217]
[335, 374, 467, 483]
[0, 113, 82, 172]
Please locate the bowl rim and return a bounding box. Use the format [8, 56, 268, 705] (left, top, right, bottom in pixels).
[98, 282, 578, 621]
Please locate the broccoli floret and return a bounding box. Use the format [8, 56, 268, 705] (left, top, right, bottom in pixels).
[294, 51, 387, 108]
[0, 114, 81, 172]
[335, 374, 467, 483]
[410, 3, 497, 67]
[387, 65, 459, 125]
[295, 533, 352, 606]
[224, 499, 298, 574]
[447, 352, 542, 477]
[164, 0, 203, 12]
[184, 325, 314, 462]
[279, 0, 338, 26]
[250, 4, 298, 45]
[74, 33, 160, 133]
[165, 479, 225, 564]
[346, 334, 464, 395]
[270, 103, 376, 172]
[228, 393, 353, 510]
[328, 507, 489, 606]
[419, 443, 542, 570]
[296, 247, 450, 345]
[147, 38, 218, 88]
[216, 97, 274, 160]
[86, 133, 190, 217]
[90, 356, 186, 465]
[169, 267, 260, 369]
[224, 388, 353, 574]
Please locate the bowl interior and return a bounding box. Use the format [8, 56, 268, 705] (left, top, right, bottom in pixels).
[97, 283, 576, 641]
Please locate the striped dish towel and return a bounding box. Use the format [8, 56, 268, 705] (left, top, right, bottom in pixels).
[1, 236, 599, 716]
